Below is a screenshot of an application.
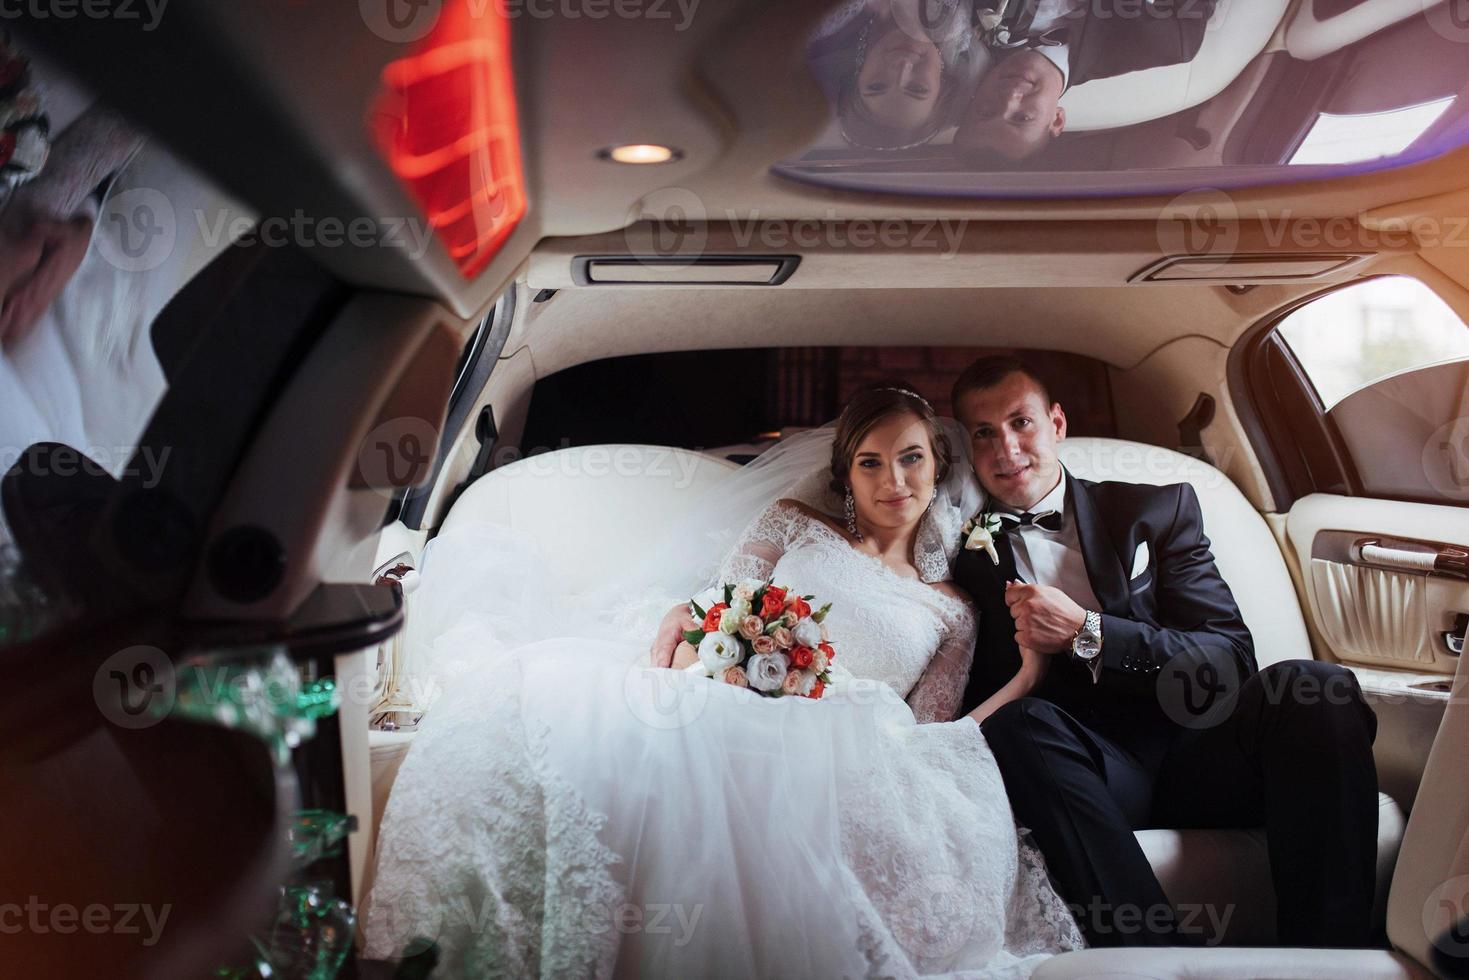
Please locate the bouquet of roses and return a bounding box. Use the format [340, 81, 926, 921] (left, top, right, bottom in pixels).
[682, 580, 837, 699]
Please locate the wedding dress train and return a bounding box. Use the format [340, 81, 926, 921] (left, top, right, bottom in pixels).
[363, 501, 1084, 977]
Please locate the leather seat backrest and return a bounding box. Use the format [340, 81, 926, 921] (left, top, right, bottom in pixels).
[1386, 650, 1469, 971]
[1060, 437, 1312, 667]
[438, 445, 740, 594]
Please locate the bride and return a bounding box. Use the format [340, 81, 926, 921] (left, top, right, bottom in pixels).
[362, 384, 1084, 978]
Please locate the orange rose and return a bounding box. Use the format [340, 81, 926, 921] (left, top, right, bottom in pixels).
[786, 596, 812, 619]
[790, 646, 814, 670]
[818, 641, 836, 662]
[807, 680, 825, 699]
[702, 603, 728, 633]
[759, 590, 785, 620]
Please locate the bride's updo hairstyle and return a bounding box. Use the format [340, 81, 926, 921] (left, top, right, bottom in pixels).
[828, 382, 952, 495]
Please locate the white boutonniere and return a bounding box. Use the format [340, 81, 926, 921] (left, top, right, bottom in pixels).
[960, 511, 1005, 565]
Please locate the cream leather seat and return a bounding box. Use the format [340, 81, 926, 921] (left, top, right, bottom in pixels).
[1035, 644, 1466, 978]
[385, 440, 1408, 948]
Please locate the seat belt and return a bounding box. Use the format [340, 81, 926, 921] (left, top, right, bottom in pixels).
[1177, 393, 1216, 466]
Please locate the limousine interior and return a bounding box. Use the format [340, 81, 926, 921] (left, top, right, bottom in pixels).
[4, 0, 1469, 977]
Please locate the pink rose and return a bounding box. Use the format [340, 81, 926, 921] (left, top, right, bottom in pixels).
[721, 666, 749, 688]
[772, 626, 793, 650]
[738, 615, 764, 641]
[752, 635, 775, 654]
[781, 671, 803, 696]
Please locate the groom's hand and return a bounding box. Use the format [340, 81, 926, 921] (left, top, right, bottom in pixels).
[651, 602, 699, 667]
[1004, 582, 1087, 655]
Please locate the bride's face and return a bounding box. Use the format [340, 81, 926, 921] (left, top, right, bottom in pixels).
[846, 412, 937, 534]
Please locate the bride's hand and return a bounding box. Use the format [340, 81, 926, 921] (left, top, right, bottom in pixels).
[651, 602, 698, 667]
[966, 646, 1048, 727]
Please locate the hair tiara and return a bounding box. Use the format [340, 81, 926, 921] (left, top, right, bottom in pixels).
[878, 386, 934, 412]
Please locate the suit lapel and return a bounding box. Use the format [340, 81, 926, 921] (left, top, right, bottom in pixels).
[1066, 472, 1129, 616]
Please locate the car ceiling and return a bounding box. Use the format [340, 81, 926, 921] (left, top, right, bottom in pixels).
[23, 0, 1469, 356]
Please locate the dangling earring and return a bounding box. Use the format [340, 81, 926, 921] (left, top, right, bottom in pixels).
[844, 486, 863, 541]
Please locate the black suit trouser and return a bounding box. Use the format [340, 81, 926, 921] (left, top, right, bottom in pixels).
[980, 659, 1380, 948]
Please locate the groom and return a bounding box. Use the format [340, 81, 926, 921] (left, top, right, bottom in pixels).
[951, 355, 1380, 949]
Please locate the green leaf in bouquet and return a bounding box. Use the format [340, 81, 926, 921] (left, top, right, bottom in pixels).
[690, 597, 707, 620]
[803, 595, 814, 601]
[812, 602, 832, 623]
[683, 629, 706, 645]
[723, 584, 734, 604]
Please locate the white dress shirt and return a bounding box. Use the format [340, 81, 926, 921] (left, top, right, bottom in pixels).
[1024, 0, 1082, 88]
[996, 468, 1101, 614]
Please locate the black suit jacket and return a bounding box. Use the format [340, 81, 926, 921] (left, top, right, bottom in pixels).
[1063, 0, 1218, 88]
[955, 470, 1256, 746]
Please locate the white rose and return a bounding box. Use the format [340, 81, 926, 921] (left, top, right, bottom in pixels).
[791, 618, 822, 649]
[728, 596, 752, 621]
[745, 652, 789, 693]
[719, 607, 742, 635]
[732, 584, 756, 605]
[698, 632, 743, 674]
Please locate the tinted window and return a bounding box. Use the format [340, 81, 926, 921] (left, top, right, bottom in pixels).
[1276, 277, 1469, 503]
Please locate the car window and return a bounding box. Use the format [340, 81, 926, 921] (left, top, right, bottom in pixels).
[1277, 276, 1469, 410]
[1276, 276, 1469, 503]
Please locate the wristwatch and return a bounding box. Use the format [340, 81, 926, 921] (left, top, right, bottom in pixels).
[1071, 610, 1103, 684]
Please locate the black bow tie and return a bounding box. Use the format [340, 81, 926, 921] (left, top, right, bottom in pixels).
[997, 510, 1063, 533]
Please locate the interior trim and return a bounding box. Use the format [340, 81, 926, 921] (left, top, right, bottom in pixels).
[1130, 252, 1372, 284]
[570, 254, 801, 287]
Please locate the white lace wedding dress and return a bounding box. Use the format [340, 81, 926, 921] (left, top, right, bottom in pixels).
[363, 501, 1084, 977]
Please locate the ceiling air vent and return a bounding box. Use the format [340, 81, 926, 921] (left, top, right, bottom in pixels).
[571, 255, 800, 286]
[1130, 252, 1370, 283]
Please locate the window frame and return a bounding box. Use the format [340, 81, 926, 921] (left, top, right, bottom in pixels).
[1229, 273, 1469, 510]
[395, 288, 517, 530]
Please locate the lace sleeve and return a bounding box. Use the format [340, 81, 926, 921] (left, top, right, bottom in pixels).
[714, 499, 803, 586]
[906, 596, 977, 724]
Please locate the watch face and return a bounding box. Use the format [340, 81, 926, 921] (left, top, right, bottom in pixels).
[1075, 636, 1101, 659]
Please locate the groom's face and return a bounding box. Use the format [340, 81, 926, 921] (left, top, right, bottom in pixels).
[955, 372, 1067, 512]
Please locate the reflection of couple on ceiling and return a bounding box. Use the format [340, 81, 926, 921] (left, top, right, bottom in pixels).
[811, 0, 1218, 158]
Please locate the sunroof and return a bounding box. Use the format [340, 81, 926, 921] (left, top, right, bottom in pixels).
[773, 0, 1469, 198]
